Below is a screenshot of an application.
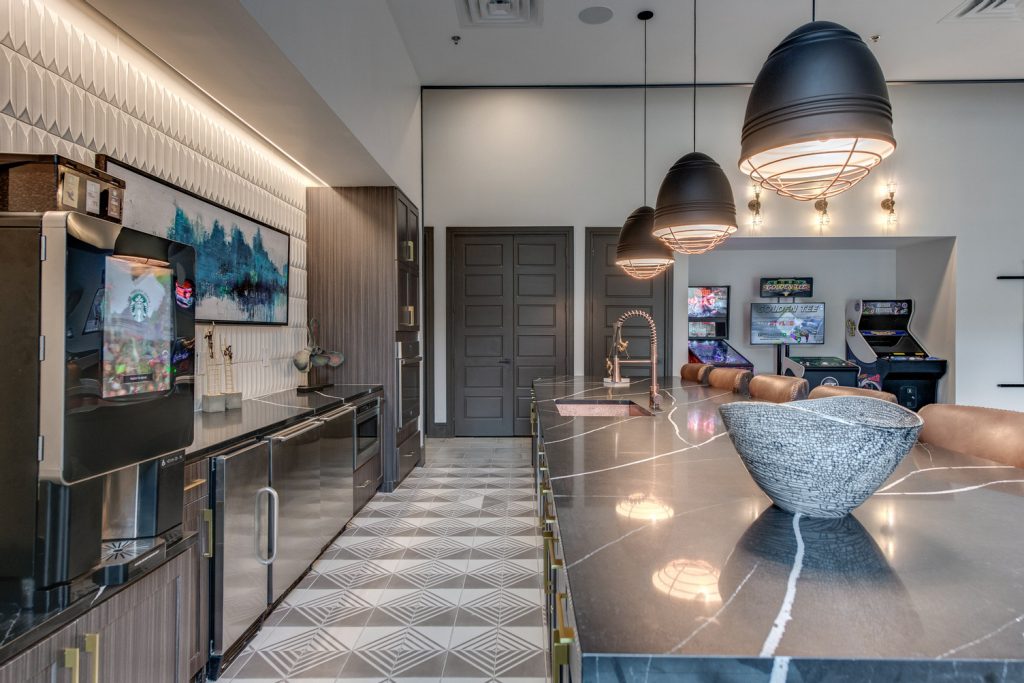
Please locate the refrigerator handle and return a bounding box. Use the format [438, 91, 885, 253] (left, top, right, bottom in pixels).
[254, 486, 278, 565]
[267, 486, 280, 564]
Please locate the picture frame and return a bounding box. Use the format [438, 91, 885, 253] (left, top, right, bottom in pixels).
[96, 155, 290, 325]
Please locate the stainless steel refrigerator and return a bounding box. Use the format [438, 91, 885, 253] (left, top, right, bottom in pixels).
[318, 405, 356, 550]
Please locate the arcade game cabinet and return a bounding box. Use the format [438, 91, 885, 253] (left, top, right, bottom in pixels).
[783, 355, 860, 388]
[687, 286, 754, 371]
[846, 299, 947, 410]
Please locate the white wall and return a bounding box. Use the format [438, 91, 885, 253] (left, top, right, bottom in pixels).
[896, 238, 957, 403]
[688, 248, 898, 375]
[2, 0, 319, 402]
[241, 0, 422, 207]
[424, 83, 1024, 414]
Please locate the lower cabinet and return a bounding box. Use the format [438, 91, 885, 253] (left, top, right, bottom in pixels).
[182, 461, 210, 679]
[0, 544, 196, 683]
[353, 452, 383, 514]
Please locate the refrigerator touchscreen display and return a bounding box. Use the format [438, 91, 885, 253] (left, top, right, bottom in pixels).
[102, 256, 174, 398]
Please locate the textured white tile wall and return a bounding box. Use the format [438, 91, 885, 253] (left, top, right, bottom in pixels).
[0, 0, 317, 404]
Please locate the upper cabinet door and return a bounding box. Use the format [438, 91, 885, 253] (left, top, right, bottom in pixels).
[396, 195, 419, 270]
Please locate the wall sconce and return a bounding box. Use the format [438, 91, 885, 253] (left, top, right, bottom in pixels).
[748, 184, 764, 232]
[881, 180, 898, 232]
[814, 198, 830, 234]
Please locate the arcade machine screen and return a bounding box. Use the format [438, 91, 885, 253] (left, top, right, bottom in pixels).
[102, 256, 174, 398]
[750, 302, 825, 345]
[686, 286, 753, 370]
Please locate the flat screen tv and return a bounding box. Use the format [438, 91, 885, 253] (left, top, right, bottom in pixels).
[750, 302, 825, 345]
[688, 286, 729, 319]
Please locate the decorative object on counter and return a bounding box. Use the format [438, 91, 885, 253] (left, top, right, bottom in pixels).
[294, 319, 343, 392]
[748, 374, 810, 403]
[221, 343, 242, 410]
[201, 326, 225, 413]
[719, 396, 923, 517]
[809, 385, 897, 403]
[615, 12, 673, 280]
[96, 156, 290, 325]
[739, 6, 895, 202]
[918, 404, 1024, 468]
[604, 309, 662, 411]
[652, 558, 722, 605]
[652, 0, 737, 255]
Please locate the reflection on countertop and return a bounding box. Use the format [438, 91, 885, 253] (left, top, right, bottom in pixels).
[186, 384, 382, 460]
[536, 376, 1024, 681]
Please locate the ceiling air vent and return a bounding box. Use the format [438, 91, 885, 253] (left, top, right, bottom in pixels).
[941, 0, 1022, 21]
[455, 0, 542, 27]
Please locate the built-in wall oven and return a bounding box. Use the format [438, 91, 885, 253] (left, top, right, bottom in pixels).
[396, 340, 421, 437]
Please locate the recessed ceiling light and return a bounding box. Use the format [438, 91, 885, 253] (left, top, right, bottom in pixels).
[578, 6, 613, 25]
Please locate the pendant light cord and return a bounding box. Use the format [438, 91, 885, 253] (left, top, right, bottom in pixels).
[643, 16, 648, 205]
[692, 0, 697, 153]
[812, 0, 816, 21]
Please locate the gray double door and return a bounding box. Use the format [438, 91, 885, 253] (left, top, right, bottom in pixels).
[585, 228, 671, 379]
[451, 231, 571, 437]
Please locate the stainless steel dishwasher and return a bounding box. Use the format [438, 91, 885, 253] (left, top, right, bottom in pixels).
[318, 405, 356, 550]
[268, 419, 323, 603]
[209, 439, 274, 678]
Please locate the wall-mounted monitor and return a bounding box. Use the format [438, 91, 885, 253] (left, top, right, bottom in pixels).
[688, 286, 730, 319]
[750, 302, 825, 345]
[759, 277, 813, 298]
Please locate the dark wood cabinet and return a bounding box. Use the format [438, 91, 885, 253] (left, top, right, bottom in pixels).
[308, 186, 420, 490]
[0, 547, 193, 683]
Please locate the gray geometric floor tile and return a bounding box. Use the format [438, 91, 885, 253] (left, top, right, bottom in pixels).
[237, 438, 544, 683]
[446, 627, 544, 678]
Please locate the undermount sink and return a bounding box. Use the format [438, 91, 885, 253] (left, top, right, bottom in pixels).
[554, 399, 654, 417]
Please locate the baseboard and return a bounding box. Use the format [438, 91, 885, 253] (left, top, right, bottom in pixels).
[426, 422, 452, 438]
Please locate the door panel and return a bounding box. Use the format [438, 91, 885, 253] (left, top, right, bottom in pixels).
[270, 422, 322, 602]
[586, 229, 671, 380]
[453, 235, 515, 436]
[451, 231, 571, 437]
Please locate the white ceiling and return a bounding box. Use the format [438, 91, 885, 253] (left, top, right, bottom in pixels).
[385, 0, 1024, 85]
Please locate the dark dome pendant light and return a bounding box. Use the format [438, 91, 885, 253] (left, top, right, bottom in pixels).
[738, 2, 895, 201]
[652, 0, 737, 256]
[616, 10, 674, 280]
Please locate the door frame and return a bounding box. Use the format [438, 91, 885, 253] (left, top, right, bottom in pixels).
[445, 226, 575, 437]
[583, 227, 674, 377]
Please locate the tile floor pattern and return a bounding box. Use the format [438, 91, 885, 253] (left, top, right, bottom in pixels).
[220, 437, 545, 683]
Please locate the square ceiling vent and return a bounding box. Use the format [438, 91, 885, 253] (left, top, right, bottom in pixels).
[941, 0, 1022, 21]
[455, 0, 542, 27]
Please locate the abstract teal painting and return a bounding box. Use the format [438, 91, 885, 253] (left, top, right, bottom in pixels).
[98, 157, 289, 325]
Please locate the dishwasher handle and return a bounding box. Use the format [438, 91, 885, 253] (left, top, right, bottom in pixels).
[270, 420, 320, 443]
[255, 486, 279, 565]
[319, 406, 355, 422]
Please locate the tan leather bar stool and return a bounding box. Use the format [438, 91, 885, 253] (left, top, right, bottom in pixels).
[809, 385, 897, 403]
[680, 363, 712, 384]
[748, 374, 809, 403]
[707, 368, 753, 395]
[918, 404, 1024, 468]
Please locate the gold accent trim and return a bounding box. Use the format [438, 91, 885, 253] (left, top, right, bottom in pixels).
[84, 633, 100, 683]
[63, 647, 81, 683]
[183, 478, 207, 493]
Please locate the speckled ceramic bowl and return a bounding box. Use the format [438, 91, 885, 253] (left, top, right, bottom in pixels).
[718, 396, 923, 518]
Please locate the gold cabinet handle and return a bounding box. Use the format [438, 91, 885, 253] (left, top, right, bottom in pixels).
[202, 508, 214, 558]
[63, 647, 80, 683]
[404, 240, 415, 262]
[84, 633, 100, 683]
[550, 592, 576, 683]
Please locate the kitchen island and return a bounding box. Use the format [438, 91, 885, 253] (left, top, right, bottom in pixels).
[533, 377, 1024, 682]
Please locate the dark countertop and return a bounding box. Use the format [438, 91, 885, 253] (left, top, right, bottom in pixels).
[535, 377, 1024, 681]
[0, 533, 197, 665]
[186, 383, 383, 460]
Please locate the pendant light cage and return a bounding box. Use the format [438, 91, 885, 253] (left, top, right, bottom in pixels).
[741, 137, 894, 201]
[619, 259, 673, 279]
[656, 223, 738, 256]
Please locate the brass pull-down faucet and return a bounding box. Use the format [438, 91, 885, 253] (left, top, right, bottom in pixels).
[605, 309, 661, 411]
